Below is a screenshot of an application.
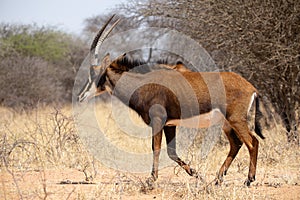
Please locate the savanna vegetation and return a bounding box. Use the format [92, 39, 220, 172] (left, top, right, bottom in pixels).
[0, 0, 299, 199]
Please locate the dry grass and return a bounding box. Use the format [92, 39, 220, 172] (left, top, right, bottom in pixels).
[0, 102, 299, 199]
[0, 106, 89, 170]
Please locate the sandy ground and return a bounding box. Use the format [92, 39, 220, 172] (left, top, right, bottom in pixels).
[1, 166, 299, 200]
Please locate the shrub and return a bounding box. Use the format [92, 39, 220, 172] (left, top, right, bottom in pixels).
[0, 24, 87, 108]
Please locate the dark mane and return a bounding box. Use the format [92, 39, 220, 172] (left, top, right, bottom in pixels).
[156, 59, 169, 65]
[112, 55, 177, 74]
[115, 56, 147, 71]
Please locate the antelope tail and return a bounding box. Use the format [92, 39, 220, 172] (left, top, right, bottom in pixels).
[255, 95, 265, 139]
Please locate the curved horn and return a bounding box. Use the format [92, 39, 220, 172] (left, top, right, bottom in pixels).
[90, 15, 121, 66]
[92, 18, 121, 66]
[90, 14, 116, 52]
[94, 18, 121, 56]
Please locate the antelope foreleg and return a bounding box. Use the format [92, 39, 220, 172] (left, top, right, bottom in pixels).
[148, 104, 167, 182]
[145, 128, 163, 190]
[164, 126, 197, 177]
[150, 130, 163, 181]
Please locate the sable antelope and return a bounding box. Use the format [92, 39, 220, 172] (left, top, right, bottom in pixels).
[77, 15, 265, 187]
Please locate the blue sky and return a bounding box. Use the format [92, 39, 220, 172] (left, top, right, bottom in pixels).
[0, 0, 124, 35]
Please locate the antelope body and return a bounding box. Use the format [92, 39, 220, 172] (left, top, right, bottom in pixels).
[78, 15, 265, 187]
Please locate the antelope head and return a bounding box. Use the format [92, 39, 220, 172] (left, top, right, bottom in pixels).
[78, 15, 120, 102]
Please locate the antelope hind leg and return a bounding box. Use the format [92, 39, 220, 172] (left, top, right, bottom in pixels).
[216, 127, 243, 185]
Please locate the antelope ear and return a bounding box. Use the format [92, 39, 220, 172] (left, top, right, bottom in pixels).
[110, 53, 127, 70]
[116, 53, 127, 60]
[92, 65, 102, 74]
[101, 53, 111, 71]
[175, 61, 190, 72]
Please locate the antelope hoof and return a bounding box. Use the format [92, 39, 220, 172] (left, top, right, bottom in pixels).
[189, 168, 197, 177]
[215, 176, 223, 186]
[244, 176, 255, 187]
[186, 168, 200, 178]
[145, 176, 156, 190]
[187, 168, 206, 183]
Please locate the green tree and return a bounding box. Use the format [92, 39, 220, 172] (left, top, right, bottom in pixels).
[0, 24, 87, 108]
[0, 24, 74, 63]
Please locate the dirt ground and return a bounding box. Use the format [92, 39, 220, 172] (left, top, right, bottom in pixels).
[1, 166, 300, 200]
[1, 106, 299, 199]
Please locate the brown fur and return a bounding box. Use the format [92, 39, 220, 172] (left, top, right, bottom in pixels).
[78, 16, 264, 187]
[79, 54, 264, 186]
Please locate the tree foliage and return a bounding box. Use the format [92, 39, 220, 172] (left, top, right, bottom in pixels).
[0, 24, 87, 108]
[1, 24, 71, 62]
